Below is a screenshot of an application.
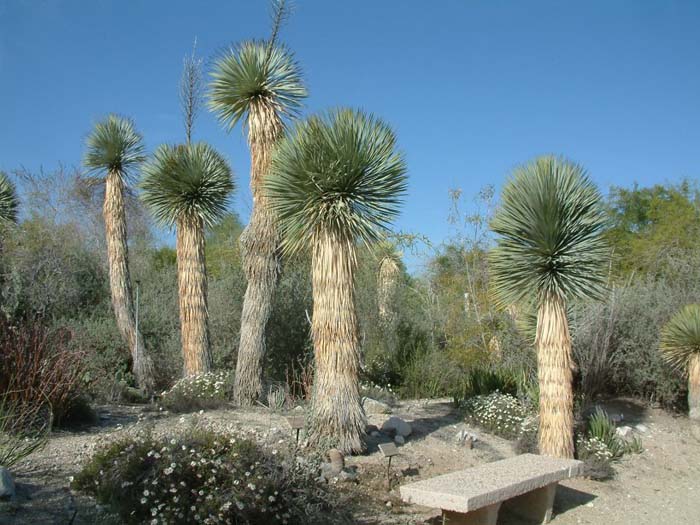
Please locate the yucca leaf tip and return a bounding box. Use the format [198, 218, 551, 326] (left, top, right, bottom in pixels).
[140, 142, 234, 228]
[265, 108, 407, 255]
[660, 304, 700, 371]
[0, 171, 18, 225]
[489, 155, 609, 308]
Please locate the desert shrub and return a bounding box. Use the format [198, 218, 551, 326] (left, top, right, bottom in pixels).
[160, 372, 233, 413]
[400, 350, 464, 399]
[0, 317, 87, 424]
[0, 397, 50, 467]
[463, 392, 533, 439]
[575, 435, 615, 480]
[359, 381, 397, 406]
[586, 408, 625, 459]
[72, 426, 347, 525]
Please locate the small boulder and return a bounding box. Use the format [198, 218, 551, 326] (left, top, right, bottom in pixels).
[394, 435, 405, 445]
[363, 397, 391, 415]
[382, 416, 412, 437]
[0, 467, 15, 501]
[634, 424, 649, 434]
[616, 425, 633, 438]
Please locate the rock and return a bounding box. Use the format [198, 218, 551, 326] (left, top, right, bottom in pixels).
[394, 435, 405, 445]
[0, 467, 15, 501]
[386, 501, 393, 508]
[339, 468, 358, 483]
[363, 397, 392, 415]
[382, 416, 412, 437]
[455, 429, 475, 449]
[616, 426, 633, 438]
[635, 424, 649, 433]
[327, 449, 344, 474]
[610, 413, 624, 424]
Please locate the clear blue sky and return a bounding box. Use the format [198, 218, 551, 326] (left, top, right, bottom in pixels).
[1, 1, 699, 270]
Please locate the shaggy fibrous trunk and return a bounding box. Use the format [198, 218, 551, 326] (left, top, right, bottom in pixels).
[689, 354, 700, 421]
[103, 171, 154, 392]
[308, 231, 366, 454]
[234, 102, 283, 406]
[536, 293, 575, 458]
[377, 256, 399, 328]
[176, 215, 211, 376]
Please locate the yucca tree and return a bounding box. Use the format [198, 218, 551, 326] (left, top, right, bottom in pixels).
[490, 156, 608, 458]
[140, 143, 234, 377]
[266, 109, 407, 453]
[660, 304, 700, 421]
[209, 40, 307, 406]
[0, 172, 18, 227]
[377, 241, 402, 329]
[84, 115, 154, 392]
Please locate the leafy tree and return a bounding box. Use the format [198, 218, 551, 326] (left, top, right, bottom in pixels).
[266, 109, 407, 453]
[209, 38, 307, 406]
[140, 143, 234, 376]
[83, 115, 154, 392]
[490, 156, 608, 458]
[660, 304, 700, 420]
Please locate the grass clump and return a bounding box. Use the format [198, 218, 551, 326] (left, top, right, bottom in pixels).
[72, 425, 348, 524]
[160, 371, 232, 413]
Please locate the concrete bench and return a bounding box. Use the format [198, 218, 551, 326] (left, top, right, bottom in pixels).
[400, 453, 583, 525]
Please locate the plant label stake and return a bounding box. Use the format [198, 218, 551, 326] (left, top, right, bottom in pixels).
[378, 443, 399, 489]
[286, 416, 305, 444]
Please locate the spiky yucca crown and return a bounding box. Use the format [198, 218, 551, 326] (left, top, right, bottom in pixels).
[0, 171, 18, 225]
[660, 304, 700, 371]
[208, 40, 307, 130]
[140, 143, 234, 228]
[83, 115, 145, 183]
[265, 108, 407, 255]
[489, 156, 608, 308]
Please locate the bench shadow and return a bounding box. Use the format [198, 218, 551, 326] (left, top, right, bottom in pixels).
[496, 485, 596, 524]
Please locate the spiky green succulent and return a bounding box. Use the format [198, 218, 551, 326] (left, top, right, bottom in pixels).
[660, 304, 700, 371]
[140, 143, 234, 228]
[208, 40, 307, 130]
[489, 156, 608, 308]
[83, 115, 145, 182]
[265, 108, 407, 255]
[0, 171, 18, 225]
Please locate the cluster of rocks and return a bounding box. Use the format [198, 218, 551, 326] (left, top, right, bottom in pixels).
[366, 415, 413, 445]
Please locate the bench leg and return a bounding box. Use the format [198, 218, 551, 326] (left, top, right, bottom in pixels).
[442, 502, 501, 525]
[501, 482, 557, 524]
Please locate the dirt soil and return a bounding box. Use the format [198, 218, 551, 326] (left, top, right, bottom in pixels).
[2, 398, 699, 524]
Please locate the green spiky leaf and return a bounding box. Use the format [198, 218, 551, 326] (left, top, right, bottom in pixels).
[140, 143, 234, 228]
[83, 115, 145, 183]
[489, 156, 609, 308]
[208, 40, 307, 130]
[0, 171, 18, 225]
[660, 304, 700, 371]
[265, 108, 407, 255]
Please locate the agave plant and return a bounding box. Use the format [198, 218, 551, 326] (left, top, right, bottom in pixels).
[141, 143, 234, 376]
[209, 40, 307, 406]
[0, 171, 18, 226]
[490, 156, 608, 458]
[660, 304, 700, 420]
[266, 108, 407, 453]
[84, 115, 154, 392]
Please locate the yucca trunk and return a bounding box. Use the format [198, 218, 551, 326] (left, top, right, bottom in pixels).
[378, 256, 399, 328]
[234, 102, 283, 405]
[103, 171, 154, 392]
[535, 292, 574, 458]
[308, 231, 366, 454]
[176, 214, 211, 376]
[689, 354, 700, 421]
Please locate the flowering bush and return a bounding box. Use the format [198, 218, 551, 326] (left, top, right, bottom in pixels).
[160, 372, 232, 413]
[576, 435, 615, 479]
[72, 426, 346, 524]
[463, 392, 532, 439]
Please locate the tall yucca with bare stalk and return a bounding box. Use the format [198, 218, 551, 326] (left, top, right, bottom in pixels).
[0, 172, 18, 227]
[209, 38, 307, 406]
[266, 109, 407, 453]
[377, 241, 402, 328]
[84, 115, 154, 393]
[140, 143, 234, 376]
[490, 156, 608, 458]
[660, 304, 700, 421]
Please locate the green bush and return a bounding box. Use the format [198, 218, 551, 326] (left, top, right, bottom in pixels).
[463, 392, 533, 439]
[160, 372, 233, 413]
[72, 426, 348, 524]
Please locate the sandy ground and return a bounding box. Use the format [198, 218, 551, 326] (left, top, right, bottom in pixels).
[2, 398, 699, 524]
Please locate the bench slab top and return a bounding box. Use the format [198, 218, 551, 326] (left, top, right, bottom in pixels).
[400, 453, 583, 514]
